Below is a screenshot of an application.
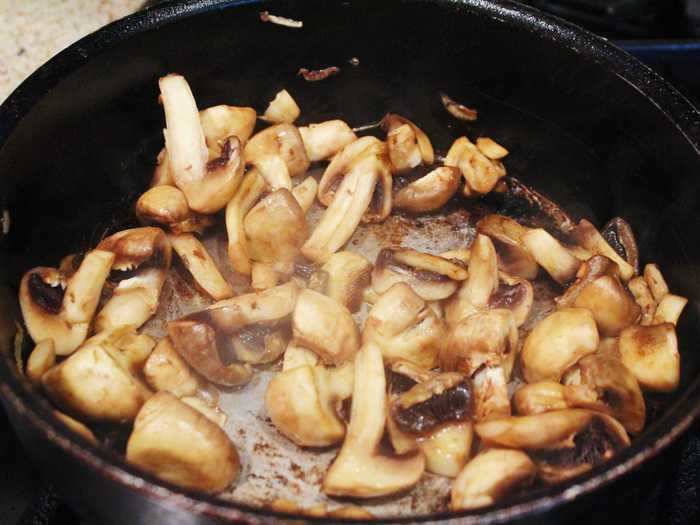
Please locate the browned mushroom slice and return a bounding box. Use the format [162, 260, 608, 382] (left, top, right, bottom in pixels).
[418, 422, 474, 477]
[601, 217, 639, 275]
[440, 93, 478, 122]
[244, 123, 310, 177]
[653, 294, 687, 325]
[442, 309, 518, 377]
[393, 167, 461, 213]
[292, 289, 359, 365]
[381, 113, 434, 166]
[450, 449, 535, 510]
[513, 382, 570, 416]
[444, 136, 506, 195]
[231, 325, 289, 364]
[572, 219, 635, 281]
[521, 308, 599, 383]
[562, 354, 645, 433]
[291, 176, 318, 214]
[199, 104, 257, 149]
[476, 137, 509, 160]
[323, 343, 425, 498]
[168, 319, 252, 387]
[643, 263, 669, 302]
[521, 228, 580, 285]
[298, 120, 357, 161]
[168, 233, 233, 300]
[556, 255, 640, 336]
[159, 75, 245, 214]
[136, 185, 214, 235]
[489, 273, 534, 327]
[250, 154, 292, 191]
[372, 248, 466, 302]
[476, 215, 538, 280]
[309, 251, 372, 312]
[282, 342, 320, 371]
[262, 89, 300, 124]
[225, 168, 267, 275]
[619, 323, 679, 392]
[363, 282, 445, 369]
[143, 337, 203, 397]
[20, 250, 114, 355]
[126, 392, 240, 493]
[250, 262, 280, 291]
[95, 227, 172, 333]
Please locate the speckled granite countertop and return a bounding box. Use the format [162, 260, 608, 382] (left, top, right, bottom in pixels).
[0, 0, 143, 102]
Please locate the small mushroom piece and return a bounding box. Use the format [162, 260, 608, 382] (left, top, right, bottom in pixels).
[601, 217, 639, 275]
[476, 137, 509, 160]
[444, 136, 506, 195]
[250, 154, 292, 191]
[363, 283, 445, 369]
[572, 219, 635, 281]
[180, 396, 228, 428]
[20, 249, 115, 355]
[380, 113, 434, 166]
[95, 228, 172, 333]
[291, 176, 318, 213]
[372, 248, 466, 302]
[488, 274, 534, 328]
[53, 410, 98, 445]
[521, 228, 580, 285]
[450, 449, 535, 510]
[562, 354, 645, 433]
[169, 233, 233, 300]
[199, 104, 257, 150]
[167, 320, 253, 387]
[311, 251, 372, 312]
[26, 340, 56, 384]
[619, 323, 679, 392]
[292, 289, 359, 365]
[440, 92, 478, 122]
[653, 294, 687, 325]
[323, 343, 425, 498]
[262, 89, 300, 124]
[298, 120, 357, 161]
[126, 392, 240, 493]
[393, 167, 461, 213]
[251, 262, 280, 291]
[143, 337, 203, 397]
[442, 309, 518, 378]
[386, 124, 423, 172]
[472, 365, 512, 421]
[513, 382, 570, 416]
[418, 422, 474, 478]
[302, 147, 390, 262]
[244, 188, 308, 273]
[628, 276, 656, 325]
[282, 342, 320, 371]
[225, 168, 267, 275]
[159, 75, 245, 213]
[643, 263, 669, 302]
[476, 215, 538, 280]
[42, 334, 152, 422]
[521, 308, 599, 383]
[244, 123, 310, 177]
[265, 362, 353, 447]
[445, 234, 499, 326]
[136, 185, 215, 235]
[231, 325, 289, 364]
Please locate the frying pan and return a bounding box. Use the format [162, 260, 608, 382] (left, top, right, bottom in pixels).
[1, 0, 700, 523]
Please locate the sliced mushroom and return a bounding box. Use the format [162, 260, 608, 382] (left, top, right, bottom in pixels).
[159, 75, 245, 213]
[298, 120, 356, 161]
[444, 136, 506, 196]
[244, 123, 310, 177]
[521, 308, 599, 383]
[393, 166, 461, 213]
[231, 325, 289, 364]
[169, 233, 233, 300]
[244, 188, 307, 273]
[20, 249, 114, 355]
[619, 323, 679, 392]
[643, 263, 669, 302]
[488, 274, 534, 327]
[199, 104, 256, 148]
[292, 289, 359, 365]
[126, 392, 240, 493]
[477, 215, 538, 280]
[262, 89, 300, 124]
[386, 123, 423, 173]
[556, 255, 640, 336]
[653, 294, 687, 326]
[135, 185, 214, 234]
[628, 276, 656, 325]
[323, 343, 425, 498]
[53, 410, 98, 445]
[562, 354, 645, 433]
[143, 337, 203, 397]
[513, 382, 570, 416]
[95, 227, 171, 333]
[418, 422, 474, 478]
[445, 234, 499, 326]
[363, 282, 445, 369]
[265, 362, 353, 447]
[181, 396, 228, 428]
[251, 262, 280, 291]
[291, 176, 318, 213]
[225, 168, 267, 275]
[42, 332, 152, 422]
[26, 340, 56, 384]
[472, 365, 512, 421]
[250, 154, 292, 191]
[442, 309, 518, 378]
[572, 219, 635, 281]
[309, 251, 372, 312]
[450, 449, 535, 510]
[168, 319, 253, 387]
[520, 228, 580, 285]
[372, 248, 466, 302]
[601, 217, 639, 275]
[476, 137, 509, 160]
[302, 146, 391, 262]
[282, 342, 320, 371]
[380, 113, 434, 166]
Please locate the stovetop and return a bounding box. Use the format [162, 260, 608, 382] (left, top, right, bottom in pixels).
[2, 1, 700, 524]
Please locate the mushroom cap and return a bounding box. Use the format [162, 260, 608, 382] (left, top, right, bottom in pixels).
[143, 337, 202, 397]
[126, 392, 240, 493]
[199, 105, 257, 148]
[136, 185, 190, 226]
[298, 120, 356, 161]
[513, 381, 570, 416]
[488, 275, 534, 328]
[393, 166, 461, 213]
[619, 322, 680, 392]
[244, 123, 310, 177]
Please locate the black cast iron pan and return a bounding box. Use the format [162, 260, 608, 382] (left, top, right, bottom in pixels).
[1, 0, 700, 523]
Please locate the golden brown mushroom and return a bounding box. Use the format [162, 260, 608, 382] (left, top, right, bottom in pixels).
[262, 89, 300, 124]
[309, 251, 372, 312]
[476, 214, 538, 280]
[298, 120, 356, 161]
[168, 233, 233, 300]
[135, 185, 214, 234]
[520, 228, 580, 285]
[619, 323, 680, 392]
[225, 168, 267, 275]
[444, 136, 507, 195]
[572, 219, 635, 281]
[512, 382, 570, 416]
[381, 113, 434, 169]
[393, 167, 461, 213]
[244, 123, 310, 177]
[143, 337, 203, 398]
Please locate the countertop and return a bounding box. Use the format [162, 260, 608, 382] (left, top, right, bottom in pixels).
[0, 0, 143, 103]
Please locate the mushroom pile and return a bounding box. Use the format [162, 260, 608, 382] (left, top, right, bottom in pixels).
[18, 73, 687, 515]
